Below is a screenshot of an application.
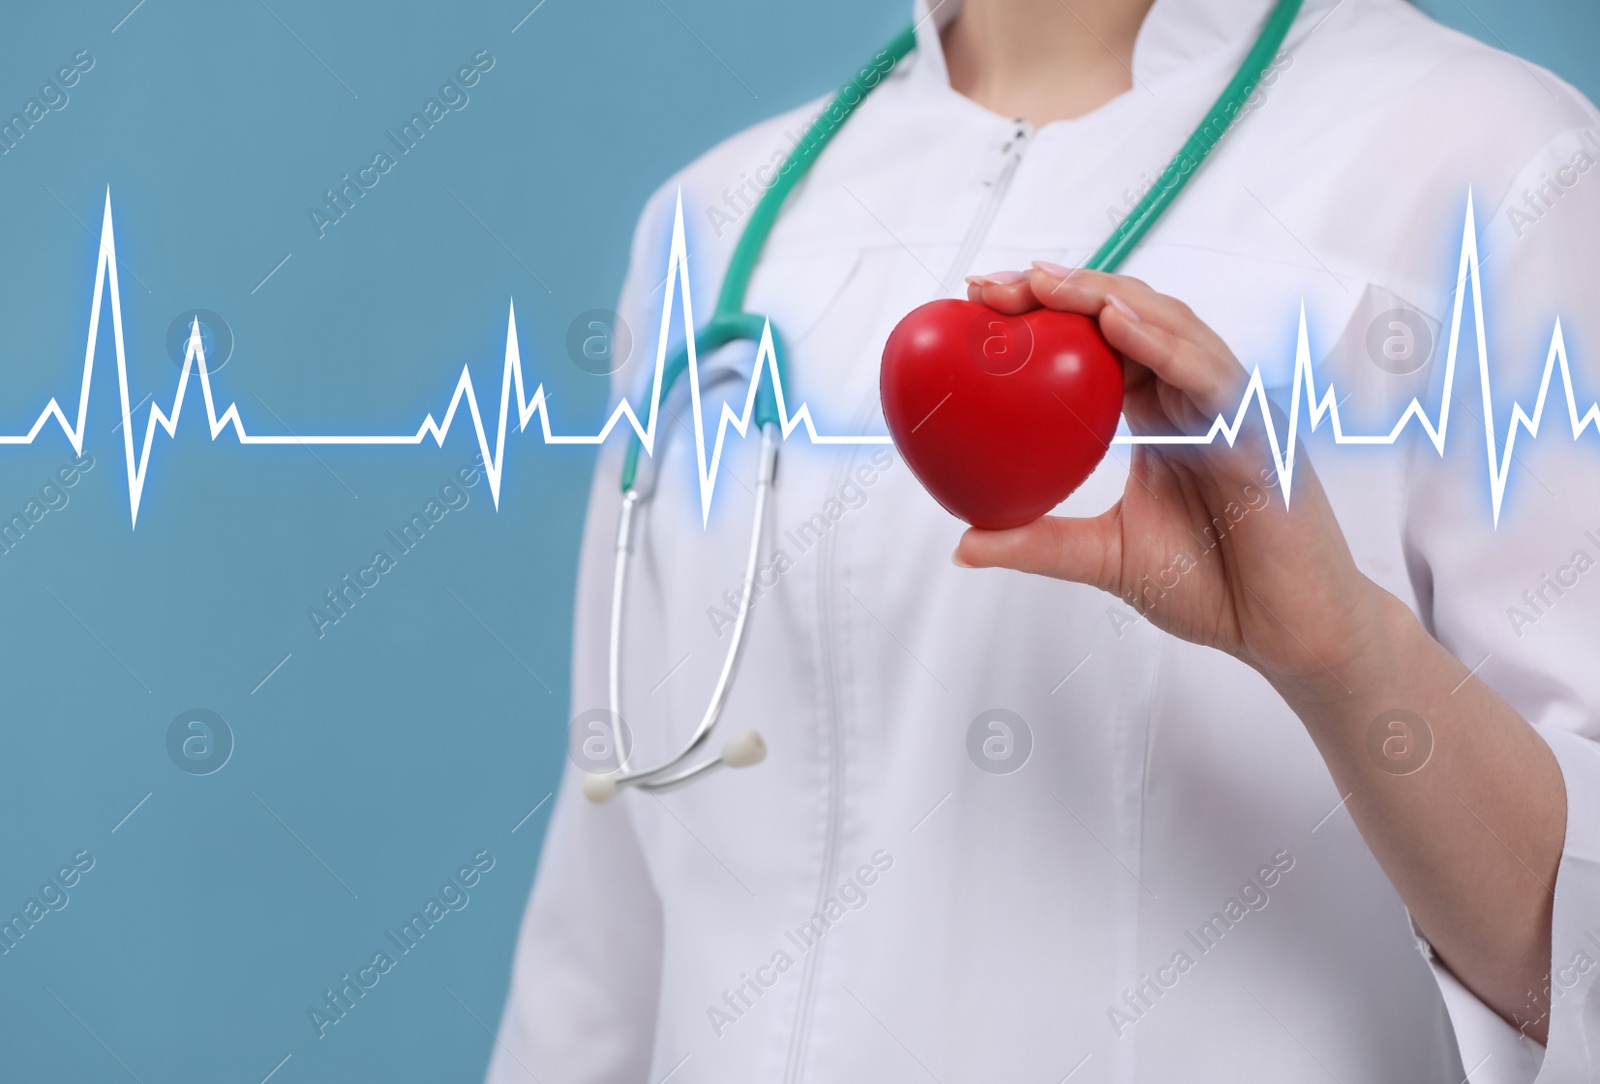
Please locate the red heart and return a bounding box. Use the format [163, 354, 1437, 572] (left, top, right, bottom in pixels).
[880, 299, 1124, 530]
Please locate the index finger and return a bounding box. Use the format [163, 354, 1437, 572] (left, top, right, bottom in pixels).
[964, 270, 1043, 315]
[1023, 265, 1237, 363]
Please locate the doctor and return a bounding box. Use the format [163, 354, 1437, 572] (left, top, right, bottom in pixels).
[491, 0, 1600, 1081]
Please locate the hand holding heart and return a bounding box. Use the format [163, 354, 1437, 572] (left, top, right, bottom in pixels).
[891, 270, 1568, 1039]
[951, 266, 1393, 694]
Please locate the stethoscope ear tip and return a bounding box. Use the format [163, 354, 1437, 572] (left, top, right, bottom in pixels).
[721, 729, 767, 769]
[582, 772, 621, 804]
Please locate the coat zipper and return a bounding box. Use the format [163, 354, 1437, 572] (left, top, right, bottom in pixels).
[940, 118, 1034, 291]
[779, 118, 1034, 1084]
[779, 440, 856, 1084]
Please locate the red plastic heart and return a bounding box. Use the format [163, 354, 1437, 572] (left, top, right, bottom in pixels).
[880, 299, 1124, 530]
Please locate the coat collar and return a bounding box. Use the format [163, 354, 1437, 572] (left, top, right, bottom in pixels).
[909, 0, 1336, 90]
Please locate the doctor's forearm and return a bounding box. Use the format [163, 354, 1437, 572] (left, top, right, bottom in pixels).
[1270, 585, 1566, 1044]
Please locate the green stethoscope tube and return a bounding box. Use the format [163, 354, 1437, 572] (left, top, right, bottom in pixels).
[618, 24, 918, 492]
[618, 0, 1301, 492]
[1087, 0, 1303, 273]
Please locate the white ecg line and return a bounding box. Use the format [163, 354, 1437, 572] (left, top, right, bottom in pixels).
[9, 188, 1599, 527]
[1113, 195, 1600, 524]
[36, 188, 889, 527]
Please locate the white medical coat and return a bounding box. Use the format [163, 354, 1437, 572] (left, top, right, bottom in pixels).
[490, 0, 1600, 1080]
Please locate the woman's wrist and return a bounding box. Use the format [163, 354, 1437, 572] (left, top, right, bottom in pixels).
[1256, 578, 1424, 722]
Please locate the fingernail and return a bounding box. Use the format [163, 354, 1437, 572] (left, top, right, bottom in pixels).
[975, 270, 1026, 285]
[1106, 294, 1140, 322]
[964, 275, 991, 287]
[951, 548, 972, 568]
[1031, 259, 1075, 277]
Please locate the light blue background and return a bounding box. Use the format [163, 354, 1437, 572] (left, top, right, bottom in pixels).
[0, 2, 1590, 1081]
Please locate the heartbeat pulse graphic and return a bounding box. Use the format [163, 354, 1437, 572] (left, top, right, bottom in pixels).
[8, 189, 1597, 527]
[27, 189, 887, 527]
[1114, 195, 1600, 524]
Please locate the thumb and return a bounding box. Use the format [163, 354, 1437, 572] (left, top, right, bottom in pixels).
[954, 511, 1119, 589]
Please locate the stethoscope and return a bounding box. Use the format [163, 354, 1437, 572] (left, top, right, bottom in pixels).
[582, 0, 1304, 803]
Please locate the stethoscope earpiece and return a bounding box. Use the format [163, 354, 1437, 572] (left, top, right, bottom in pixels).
[581, 728, 767, 804]
[582, 772, 621, 804]
[720, 729, 766, 769]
